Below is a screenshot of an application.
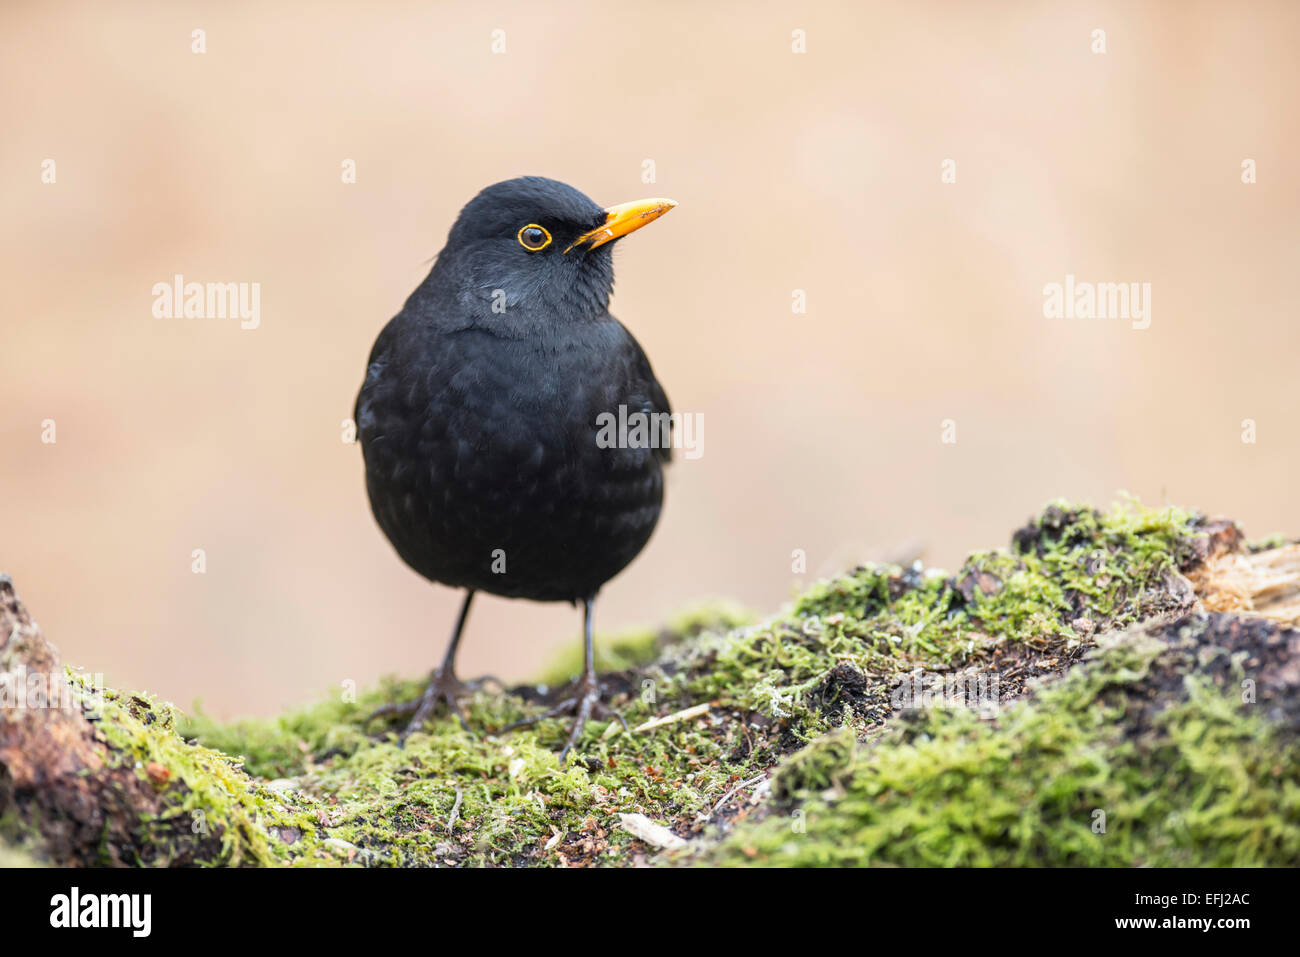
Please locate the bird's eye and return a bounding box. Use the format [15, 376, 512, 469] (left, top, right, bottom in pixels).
[517, 224, 552, 252]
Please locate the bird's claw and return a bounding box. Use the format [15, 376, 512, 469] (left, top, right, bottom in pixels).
[367, 671, 499, 741]
[500, 677, 627, 763]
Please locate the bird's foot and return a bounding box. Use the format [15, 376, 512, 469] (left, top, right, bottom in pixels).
[500, 674, 628, 764]
[367, 670, 499, 741]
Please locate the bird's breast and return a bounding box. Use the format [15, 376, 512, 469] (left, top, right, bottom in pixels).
[357, 321, 664, 599]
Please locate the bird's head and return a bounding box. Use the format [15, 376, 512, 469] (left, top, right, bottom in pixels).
[425, 176, 676, 334]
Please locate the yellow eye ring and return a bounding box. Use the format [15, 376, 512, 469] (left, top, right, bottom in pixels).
[517, 224, 552, 251]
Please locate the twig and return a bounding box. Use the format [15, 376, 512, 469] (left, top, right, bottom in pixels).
[630, 702, 711, 734]
[618, 813, 687, 851]
[447, 785, 463, 832]
[701, 773, 767, 823]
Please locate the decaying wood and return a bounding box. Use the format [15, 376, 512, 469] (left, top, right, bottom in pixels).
[0, 575, 217, 866]
[1191, 543, 1300, 624]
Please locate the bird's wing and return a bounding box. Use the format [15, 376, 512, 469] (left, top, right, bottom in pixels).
[614, 320, 673, 466]
[354, 315, 400, 434]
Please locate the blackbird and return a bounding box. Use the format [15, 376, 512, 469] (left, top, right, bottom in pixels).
[355, 176, 676, 760]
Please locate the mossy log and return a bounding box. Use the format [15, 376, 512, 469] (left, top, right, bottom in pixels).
[2, 501, 1298, 867]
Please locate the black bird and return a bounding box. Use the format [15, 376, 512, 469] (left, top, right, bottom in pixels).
[355, 176, 676, 760]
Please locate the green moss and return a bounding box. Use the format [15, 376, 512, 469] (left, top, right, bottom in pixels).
[183, 690, 378, 781]
[771, 726, 857, 801]
[22, 498, 1281, 868]
[75, 677, 334, 866]
[703, 621, 1300, 866]
[655, 500, 1198, 743]
[174, 602, 765, 866]
[171, 500, 1208, 865]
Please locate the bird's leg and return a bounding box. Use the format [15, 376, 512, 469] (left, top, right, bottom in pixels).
[500, 597, 628, 763]
[367, 590, 489, 739]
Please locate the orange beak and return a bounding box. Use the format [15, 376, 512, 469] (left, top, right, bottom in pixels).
[564, 198, 677, 253]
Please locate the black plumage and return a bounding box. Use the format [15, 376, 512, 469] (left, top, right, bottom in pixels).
[355, 177, 676, 759]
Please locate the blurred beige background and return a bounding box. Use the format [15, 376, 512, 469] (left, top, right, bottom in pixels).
[2, 1, 1297, 719]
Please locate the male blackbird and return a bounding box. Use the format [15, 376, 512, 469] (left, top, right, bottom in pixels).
[355, 176, 676, 760]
